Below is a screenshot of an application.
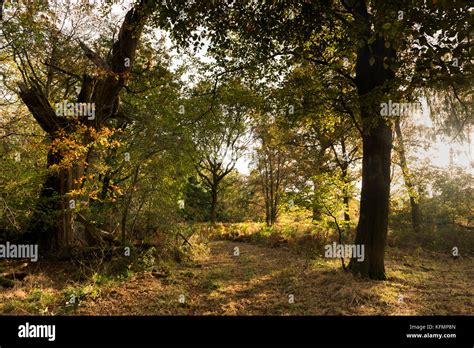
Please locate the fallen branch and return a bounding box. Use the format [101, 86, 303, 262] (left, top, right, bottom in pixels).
[76, 213, 116, 245]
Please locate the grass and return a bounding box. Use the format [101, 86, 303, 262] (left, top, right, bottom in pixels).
[0, 233, 472, 316]
[1, 287, 56, 315]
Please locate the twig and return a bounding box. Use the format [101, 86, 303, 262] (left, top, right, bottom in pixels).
[323, 204, 347, 271]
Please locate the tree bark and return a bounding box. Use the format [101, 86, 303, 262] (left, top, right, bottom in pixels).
[17, 1, 153, 252]
[346, 1, 397, 280]
[349, 117, 392, 280]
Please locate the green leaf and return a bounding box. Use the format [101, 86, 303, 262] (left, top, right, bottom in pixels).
[369, 57, 375, 66]
[382, 23, 392, 30]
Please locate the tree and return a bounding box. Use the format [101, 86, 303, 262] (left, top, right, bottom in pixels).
[394, 117, 422, 233]
[252, 116, 294, 227]
[2, 0, 157, 250]
[156, 0, 472, 279]
[191, 80, 252, 226]
[181, 176, 211, 223]
[274, 62, 361, 225]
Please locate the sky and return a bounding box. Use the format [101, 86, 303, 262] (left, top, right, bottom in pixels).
[414, 99, 473, 174]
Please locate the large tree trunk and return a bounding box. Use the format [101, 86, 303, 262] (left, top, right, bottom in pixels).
[394, 119, 422, 233]
[347, 2, 397, 279]
[349, 118, 392, 280]
[54, 160, 86, 250]
[17, 1, 153, 252]
[24, 142, 86, 251]
[24, 148, 61, 248]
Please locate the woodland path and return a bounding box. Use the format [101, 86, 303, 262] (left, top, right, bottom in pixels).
[1, 240, 473, 315]
[74, 240, 474, 315]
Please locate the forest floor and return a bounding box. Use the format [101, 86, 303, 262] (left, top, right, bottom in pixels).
[0, 240, 473, 315]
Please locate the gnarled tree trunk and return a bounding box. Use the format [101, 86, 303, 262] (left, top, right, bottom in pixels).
[17, 1, 154, 252]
